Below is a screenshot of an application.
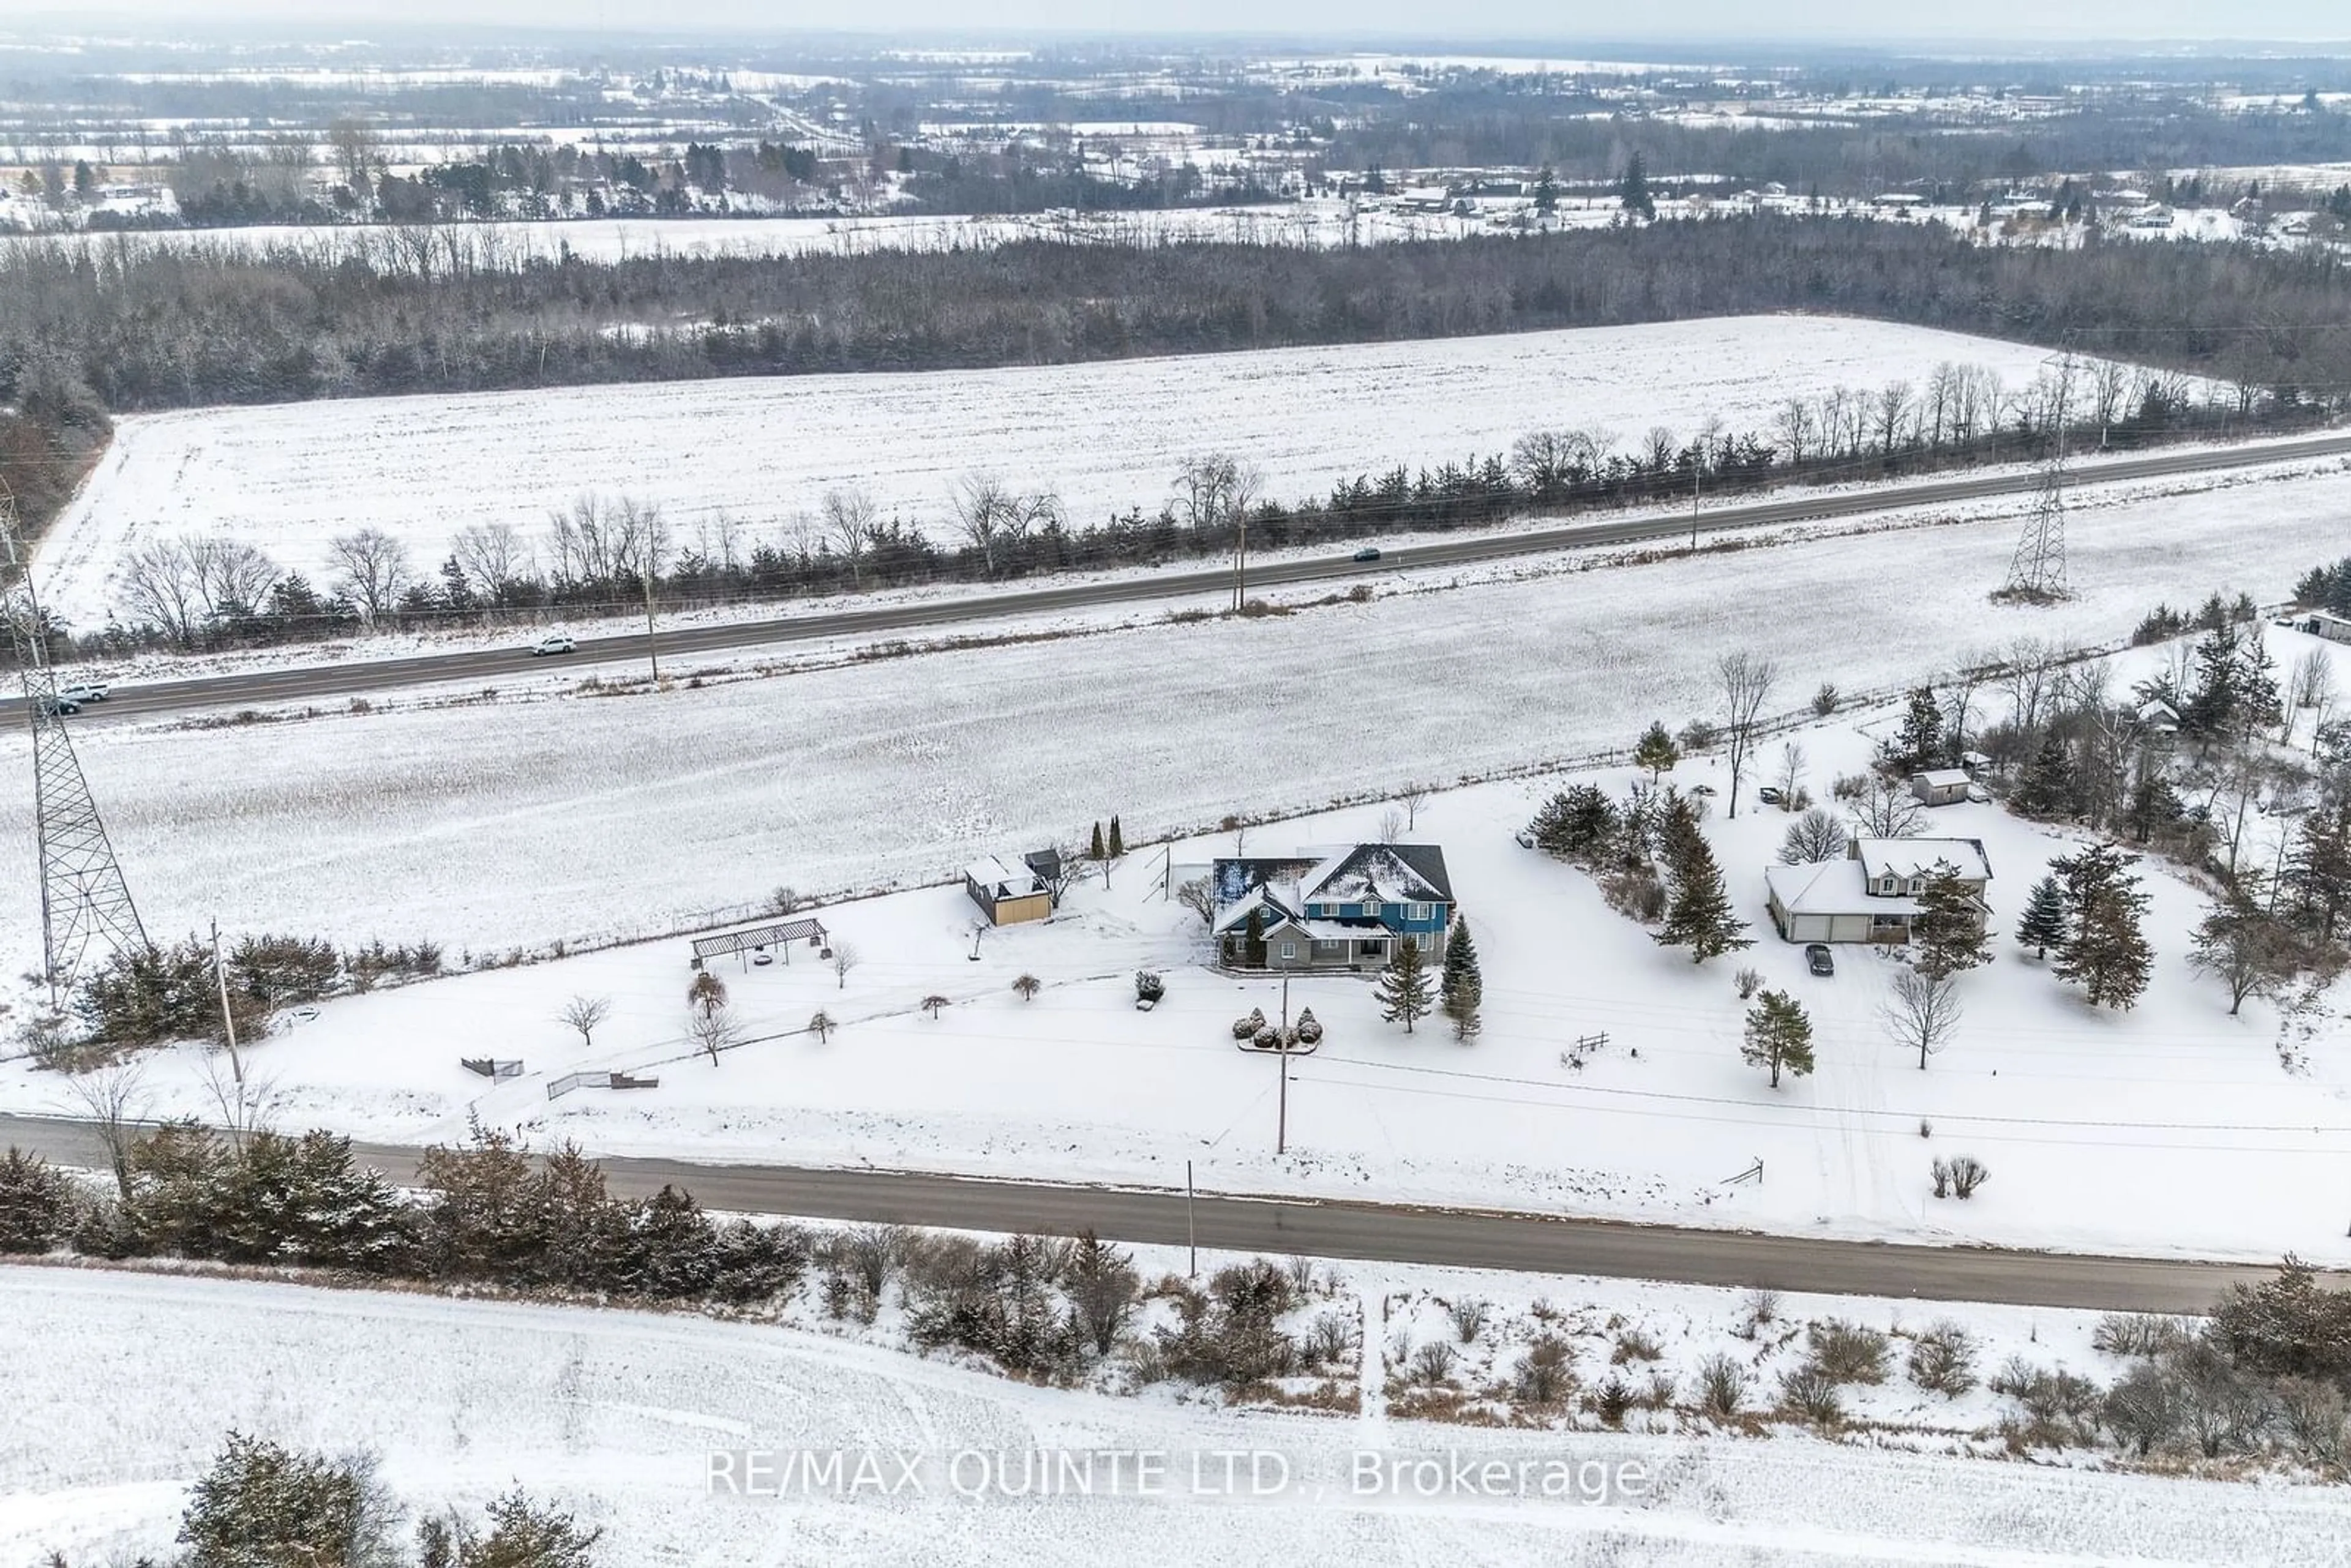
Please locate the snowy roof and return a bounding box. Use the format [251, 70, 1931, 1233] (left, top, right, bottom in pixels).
[1213, 882, 1297, 935]
[964, 855, 1044, 898]
[1853, 838, 1991, 883]
[1766, 859, 1923, 918]
[1300, 844, 1452, 904]
[1913, 768, 1970, 789]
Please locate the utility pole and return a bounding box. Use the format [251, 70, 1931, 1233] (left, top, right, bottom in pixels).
[1275, 978, 1291, 1156]
[1689, 462, 1701, 550]
[1186, 1158, 1197, 1277]
[210, 918, 242, 1079]
[1232, 510, 1248, 612]
[641, 564, 661, 683]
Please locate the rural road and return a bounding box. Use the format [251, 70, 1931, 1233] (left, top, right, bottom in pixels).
[43, 429, 2351, 721]
[0, 1112, 2292, 1313]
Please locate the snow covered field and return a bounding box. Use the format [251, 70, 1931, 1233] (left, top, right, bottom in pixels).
[8, 1265, 2347, 1567]
[35, 315, 2102, 628]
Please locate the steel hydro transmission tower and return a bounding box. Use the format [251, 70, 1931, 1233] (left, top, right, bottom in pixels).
[2003, 350, 2077, 603]
[0, 479, 147, 1006]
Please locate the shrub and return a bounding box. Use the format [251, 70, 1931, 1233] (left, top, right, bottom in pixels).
[1446, 1297, 1490, 1343]
[1693, 1352, 1747, 1419]
[1948, 1155, 1990, 1199]
[2093, 1312, 2189, 1359]
[1733, 966, 1763, 1000]
[1812, 683, 1840, 716]
[0, 1147, 72, 1253]
[1806, 1319, 1891, 1385]
[2210, 1256, 2351, 1383]
[1612, 1326, 1663, 1364]
[1588, 1372, 1635, 1428]
[1994, 1358, 2107, 1450]
[1907, 1321, 1978, 1396]
[1677, 719, 1719, 753]
[1411, 1340, 1458, 1385]
[1306, 1310, 1354, 1367]
[1778, 1361, 1843, 1424]
[1514, 1334, 1577, 1405]
[1013, 974, 1041, 1001]
[1134, 970, 1166, 1003]
[1157, 1257, 1300, 1391]
[1600, 864, 1667, 924]
[179, 1435, 400, 1568]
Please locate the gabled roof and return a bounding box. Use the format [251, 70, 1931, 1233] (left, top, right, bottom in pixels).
[1766, 859, 1924, 918]
[1853, 838, 1992, 883]
[1913, 768, 1970, 789]
[1299, 844, 1453, 905]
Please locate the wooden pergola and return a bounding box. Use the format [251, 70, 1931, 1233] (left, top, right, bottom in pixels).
[691, 917, 830, 970]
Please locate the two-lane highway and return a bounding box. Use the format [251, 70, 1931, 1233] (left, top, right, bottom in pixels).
[0, 1112, 2306, 1313]
[42, 429, 2351, 722]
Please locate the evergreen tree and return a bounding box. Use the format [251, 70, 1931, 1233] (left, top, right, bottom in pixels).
[2183, 621, 2244, 738]
[1894, 686, 1944, 769]
[1531, 782, 1619, 862]
[2015, 873, 2069, 959]
[1439, 919, 1483, 1041]
[0, 1146, 70, 1254]
[1108, 815, 1125, 857]
[1089, 820, 1106, 860]
[1532, 163, 1558, 214]
[1655, 788, 1707, 879]
[1741, 989, 1815, 1089]
[2187, 888, 2300, 1016]
[1618, 151, 1655, 219]
[622, 1184, 722, 1299]
[2014, 729, 2078, 819]
[1242, 904, 1267, 969]
[1911, 860, 1990, 980]
[2285, 800, 2351, 940]
[1655, 835, 1752, 963]
[1376, 937, 1434, 1033]
[178, 1434, 394, 1568]
[2050, 843, 2154, 1009]
[2235, 632, 2284, 743]
[1632, 719, 1680, 781]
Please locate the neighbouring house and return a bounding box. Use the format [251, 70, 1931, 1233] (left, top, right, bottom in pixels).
[1910, 768, 1972, 807]
[964, 853, 1052, 926]
[2135, 697, 2182, 737]
[2296, 610, 2351, 646]
[1210, 843, 1455, 971]
[1764, 836, 1993, 945]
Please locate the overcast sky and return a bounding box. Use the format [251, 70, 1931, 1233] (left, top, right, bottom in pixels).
[36, 1, 2351, 46]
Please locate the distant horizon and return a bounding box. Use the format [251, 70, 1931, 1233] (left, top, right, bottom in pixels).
[6, 5, 2350, 56]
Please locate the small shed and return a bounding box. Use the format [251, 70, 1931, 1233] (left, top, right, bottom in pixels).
[1909, 768, 1971, 807]
[2298, 610, 2351, 646]
[966, 855, 1052, 925]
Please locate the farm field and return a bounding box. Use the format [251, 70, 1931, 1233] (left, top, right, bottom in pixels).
[36, 315, 2113, 628]
[8, 1266, 2347, 1568]
[10, 626, 2349, 1263]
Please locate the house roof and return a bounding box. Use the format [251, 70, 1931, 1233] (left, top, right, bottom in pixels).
[1853, 838, 1992, 883]
[1211, 844, 1455, 912]
[965, 855, 1045, 899]
[1913, 768, 1971, 789]
[1766, 859, 1924, 918]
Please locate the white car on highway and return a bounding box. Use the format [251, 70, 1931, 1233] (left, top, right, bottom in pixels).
[529, 634, 576, 656]
[56, 681, 110, 704]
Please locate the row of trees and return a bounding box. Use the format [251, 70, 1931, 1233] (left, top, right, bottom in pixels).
[12, 216, 2351, 415]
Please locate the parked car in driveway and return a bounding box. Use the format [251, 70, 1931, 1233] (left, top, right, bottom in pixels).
[1351, 546, 1382, 562]
[56, 682, 109, 704]
[1805, 943, 1835, 977]
[530, 634, 576, 656]
[1513, 828, 1537, 849]
[1757, 786, 1785, 806]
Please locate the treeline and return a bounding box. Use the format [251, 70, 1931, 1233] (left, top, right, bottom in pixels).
[10, 216, 2351, 415]
[0, 360, 111, 536]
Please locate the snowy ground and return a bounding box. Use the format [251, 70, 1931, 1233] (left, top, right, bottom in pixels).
[10, 615, 2349, 1264]
[34, 315, 2117, 628]
[8, 1264, 2348, 1568]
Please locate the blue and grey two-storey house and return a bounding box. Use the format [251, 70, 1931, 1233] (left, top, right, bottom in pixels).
[1210, 843, 1456, 971]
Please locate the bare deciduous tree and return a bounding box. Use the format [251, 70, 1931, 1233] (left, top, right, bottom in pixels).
[1176, 877, 1215, 928]
[820, 487, 876, 583]
[1400, 786, 1431, 830]
[1716, 652, 1779, 818]
[2289, 647, 2335, 746]
[688, 1003, 744, 1065]
[1855, 778, 1925, 839]
[61, 1060, 146, 1198]
[831, 942, 861, 990]
[328, 527, 413, 623]
[118, 538, 204, 645]
[1773, 742, 1808, 809]
[558, 993, 611, 1049]
[452, 520, 528, 601]
[1880, 967, 1963, 1070]
[1778, 806, 1850, 865]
